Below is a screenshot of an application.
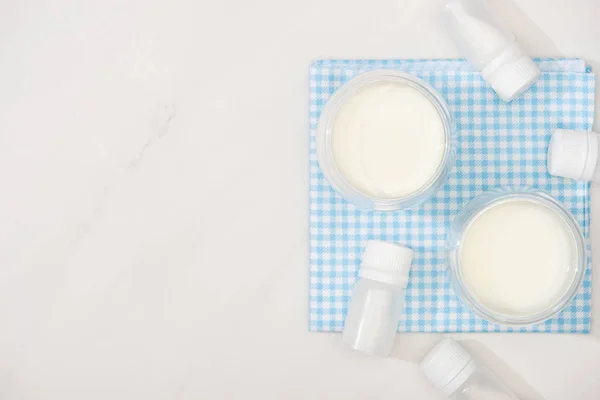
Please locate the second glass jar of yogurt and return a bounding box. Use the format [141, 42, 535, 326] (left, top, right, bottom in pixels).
[446, 188, 587, 326]
[316, 70, 455, 211]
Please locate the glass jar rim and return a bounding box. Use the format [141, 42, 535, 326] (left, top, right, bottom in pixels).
[447, 190, 587, 327]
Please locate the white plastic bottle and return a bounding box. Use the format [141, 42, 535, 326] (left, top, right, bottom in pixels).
[548, 128, 600, 182]
[440, 0, 540, 102]
[420, 338, 520, 400]
[342, 240, 414, 357]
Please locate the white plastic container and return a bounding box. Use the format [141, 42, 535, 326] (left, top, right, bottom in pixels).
[342, 240, 414, 357]
[440, 0, 540, 102]
[316, 70, 455, 211]
[421, 338, 519, 400]
[548, 128, 600, 182]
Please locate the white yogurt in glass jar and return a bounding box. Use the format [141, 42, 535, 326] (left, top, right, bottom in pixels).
[316, 70, 454, 211]
[461, 199, 576, 316]
[331, 81, 446, 199]
[447, 190, 586, 326]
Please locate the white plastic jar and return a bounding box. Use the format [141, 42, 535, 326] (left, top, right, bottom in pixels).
[446, 189, 586, 326]
[316, 70, 455, 211]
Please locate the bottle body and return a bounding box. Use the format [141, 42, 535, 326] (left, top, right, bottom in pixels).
[342, 278, 405, 357]
[441, 0, 515, 70]
[451, 368, 519, 400]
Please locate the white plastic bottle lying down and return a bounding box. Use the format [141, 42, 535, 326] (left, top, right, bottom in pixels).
[420, 338, 520, 400]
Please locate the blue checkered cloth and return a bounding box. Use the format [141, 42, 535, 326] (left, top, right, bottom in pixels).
[309, 58, 595, 333]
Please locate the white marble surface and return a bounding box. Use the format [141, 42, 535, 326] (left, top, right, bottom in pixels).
[1, 0, 600, 398]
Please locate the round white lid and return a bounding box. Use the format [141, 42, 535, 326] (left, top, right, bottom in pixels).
[482, 50, 541, 102]
[358, 240, 414, 287]
[420, 338, 477, 397]
[548, 129, 599, 182]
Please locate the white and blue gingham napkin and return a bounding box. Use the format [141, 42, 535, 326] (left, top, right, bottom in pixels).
[309, 58, 595, 333]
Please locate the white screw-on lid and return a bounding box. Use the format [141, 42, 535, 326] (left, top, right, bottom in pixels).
[420, 338, 477, 397]
[548, 129, 599, 182]
[359, 240, 414, 287]
[481, 48, 541, 102]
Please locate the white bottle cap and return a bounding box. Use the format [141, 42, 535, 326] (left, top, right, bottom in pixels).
[481, 47, 541, 102]
[359, 240, 414, 287]
[548, 129, 599, 182]
[420, 338, 477, 397]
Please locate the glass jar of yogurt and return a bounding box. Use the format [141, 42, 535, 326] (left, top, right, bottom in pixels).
[316, 70, 455, 211]
[446, 188, 587, 326]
